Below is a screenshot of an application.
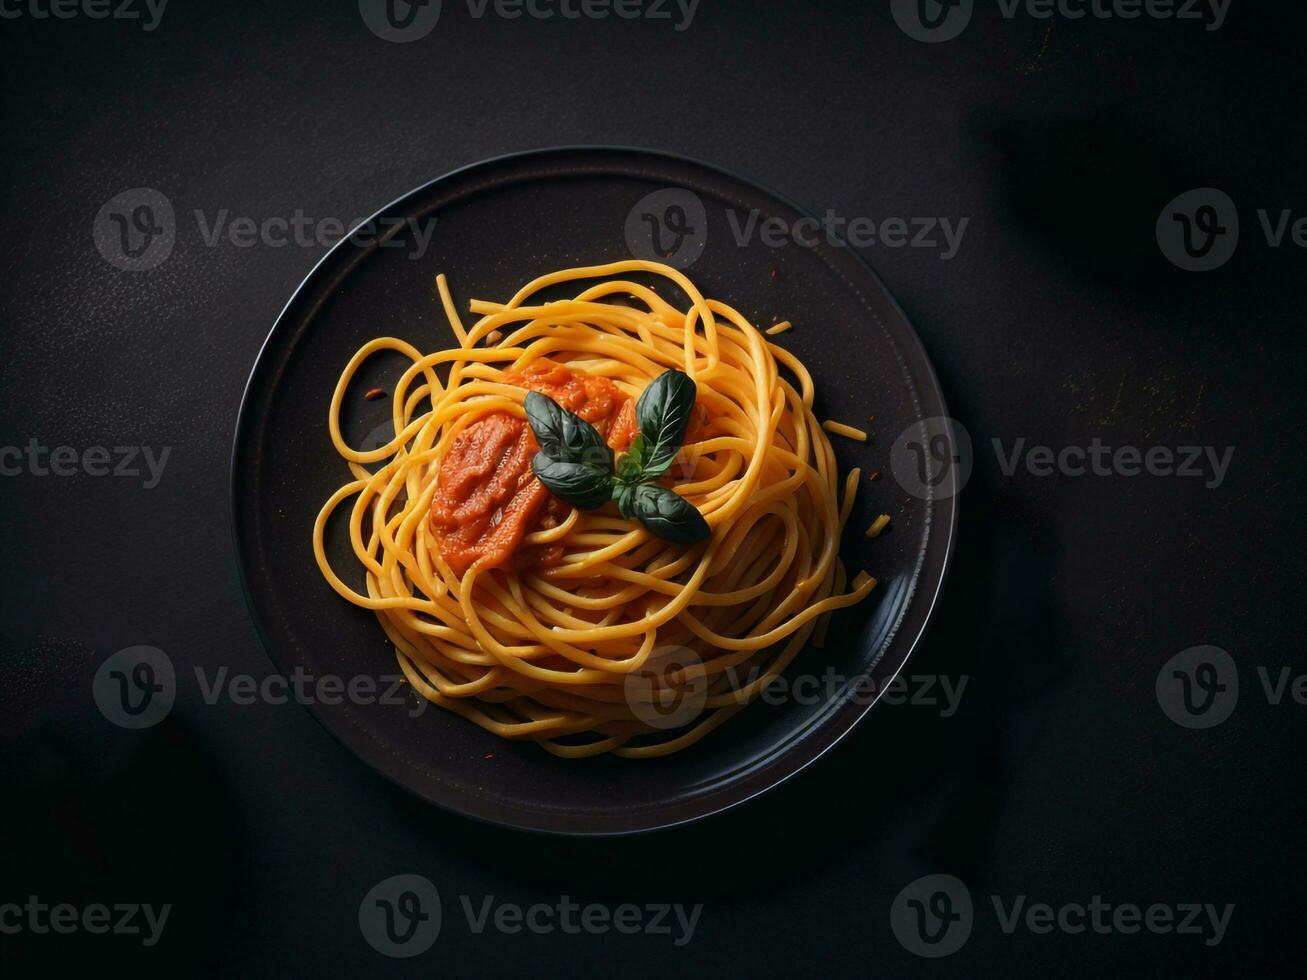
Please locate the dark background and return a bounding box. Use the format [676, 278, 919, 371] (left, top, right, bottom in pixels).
[2, 0, 1304, 976]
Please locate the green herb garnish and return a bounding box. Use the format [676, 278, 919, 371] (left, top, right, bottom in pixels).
[523, 370, 709, 544]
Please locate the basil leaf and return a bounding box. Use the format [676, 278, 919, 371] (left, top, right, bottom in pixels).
[616, 434, 648, 483]
[531, 456, 614, 511]
[523, 391, 567, 455]
[611, 480, 638, 519]
[628, 483, 710, 544]
[634, 370, 697, 478]
[524, 391, 613, 471]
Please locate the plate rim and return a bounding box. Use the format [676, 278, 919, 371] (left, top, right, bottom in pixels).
[230, 145, 959, 836]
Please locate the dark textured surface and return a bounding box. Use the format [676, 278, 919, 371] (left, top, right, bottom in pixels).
[2, 1, 1304, 976]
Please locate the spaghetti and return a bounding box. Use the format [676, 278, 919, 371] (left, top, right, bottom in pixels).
[313, 260, 877, 757]
[822, 419, 868, 442]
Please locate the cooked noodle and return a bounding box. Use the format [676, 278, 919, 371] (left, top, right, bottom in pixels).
[313, 260, 876, 757]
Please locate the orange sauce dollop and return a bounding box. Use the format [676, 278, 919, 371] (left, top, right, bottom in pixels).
[428, 360, 638, 576]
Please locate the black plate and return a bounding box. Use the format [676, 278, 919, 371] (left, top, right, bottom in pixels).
[231, 147, 958, 836]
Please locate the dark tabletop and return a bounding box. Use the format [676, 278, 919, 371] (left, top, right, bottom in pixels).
[2, 1, 1304, 976]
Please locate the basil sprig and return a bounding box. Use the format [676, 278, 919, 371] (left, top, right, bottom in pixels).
[523, 370, 709, 544]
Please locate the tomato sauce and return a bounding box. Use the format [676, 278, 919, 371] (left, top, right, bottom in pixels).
[429, 360, 637, 575]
